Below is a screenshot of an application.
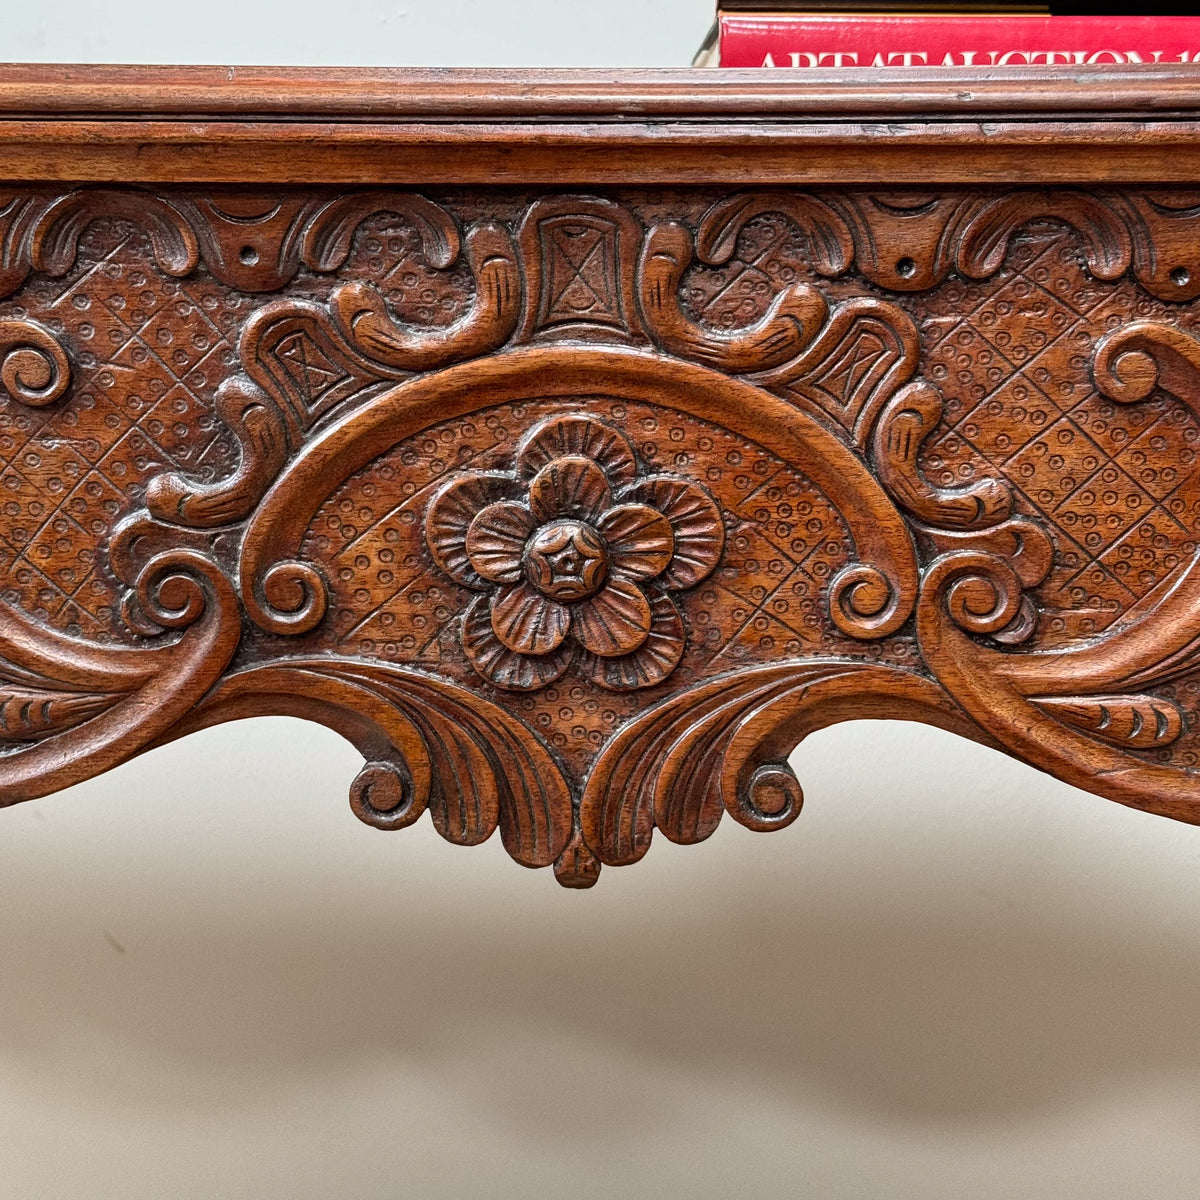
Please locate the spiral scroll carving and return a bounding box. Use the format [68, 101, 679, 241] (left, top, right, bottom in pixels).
[0, 319, 69, 406]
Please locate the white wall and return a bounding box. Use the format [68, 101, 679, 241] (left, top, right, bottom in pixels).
[3, 5, 1200, 1198]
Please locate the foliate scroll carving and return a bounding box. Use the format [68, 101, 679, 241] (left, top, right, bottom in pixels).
[8, 184, 1200, 885]
[0, 545, 240, 803]
[144, 198, 518, 533]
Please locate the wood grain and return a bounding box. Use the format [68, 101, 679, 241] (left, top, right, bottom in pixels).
[4, 68, 1200, 884]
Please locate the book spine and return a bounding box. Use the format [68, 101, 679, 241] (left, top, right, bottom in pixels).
[717, 15, 1200, 68]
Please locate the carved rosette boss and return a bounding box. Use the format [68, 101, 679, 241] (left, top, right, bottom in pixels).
[426, 414, 723, 691]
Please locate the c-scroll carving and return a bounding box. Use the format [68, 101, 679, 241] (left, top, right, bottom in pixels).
[639, 221, 829, 372]
[916, 549, 1200, 824]
[870, 381, 1012, 530]
[903, 321, 1200, 826]
[330, 221, 520, 371]
[236, 345, 923, 646]
[0, 547, 240, 805]
[13, 183, 1200, 888]
[0, 318, 70, 407]
[145, 198, 519, 534]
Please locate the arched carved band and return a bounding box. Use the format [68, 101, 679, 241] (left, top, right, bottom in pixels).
[238, 345, 922, 645]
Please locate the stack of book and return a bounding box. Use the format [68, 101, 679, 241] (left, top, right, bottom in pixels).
[693, 1, 1200, 69]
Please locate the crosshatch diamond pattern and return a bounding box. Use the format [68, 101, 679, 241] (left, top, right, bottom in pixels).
[0, 221, 245, 640]
[5, 206, 1200, 663]
[682, 216, 1200, 648]
[0, 212, 470, 644]
[920, 225, 1200, 645]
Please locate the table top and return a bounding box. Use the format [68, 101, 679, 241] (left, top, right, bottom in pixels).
[1, 64, 1199, 184]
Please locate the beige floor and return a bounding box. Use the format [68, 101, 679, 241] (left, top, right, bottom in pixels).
[2, 716, 1198, 1199]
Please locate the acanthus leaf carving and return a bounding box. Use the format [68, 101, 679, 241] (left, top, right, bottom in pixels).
[580, 661, 971, 867]
[181, 657, 574, 873]
[0, 684, 117, 741]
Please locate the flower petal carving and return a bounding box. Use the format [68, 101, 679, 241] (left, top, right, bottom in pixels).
[427, 473, 522, 587]
[577, 589, 685, 691]
[517, 415, 637, 486]
[598, 504, 674, 579]
[423, 409, 727, 692]
[621, 476, 724, 589]
[462, 596, 573, 691]
[465, 500, 536, 584]
[528, 456, 612, 523]
[491, 582, 570, 655]
[571, 576, 653, 657]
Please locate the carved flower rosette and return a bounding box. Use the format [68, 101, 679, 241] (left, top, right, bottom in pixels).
[424, 415, 724, 691]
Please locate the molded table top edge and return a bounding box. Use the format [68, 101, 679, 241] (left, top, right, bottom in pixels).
[1, 65, 1200, 184]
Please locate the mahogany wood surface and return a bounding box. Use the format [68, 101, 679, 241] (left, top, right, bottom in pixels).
[4, 65, 1200, 885]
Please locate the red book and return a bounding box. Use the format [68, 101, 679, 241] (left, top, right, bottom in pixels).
[716, 14, 1200, 68]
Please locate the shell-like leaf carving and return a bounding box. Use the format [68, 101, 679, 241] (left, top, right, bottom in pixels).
[32, 189, 199, 278]
[199, 659, 574, 870]
[696, 191, 854, 275]
[300, 191, 460, 271]
[957, 190, 1131, 280]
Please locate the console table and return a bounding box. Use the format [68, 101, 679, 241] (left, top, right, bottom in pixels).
[4, 65, 1200, 886]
